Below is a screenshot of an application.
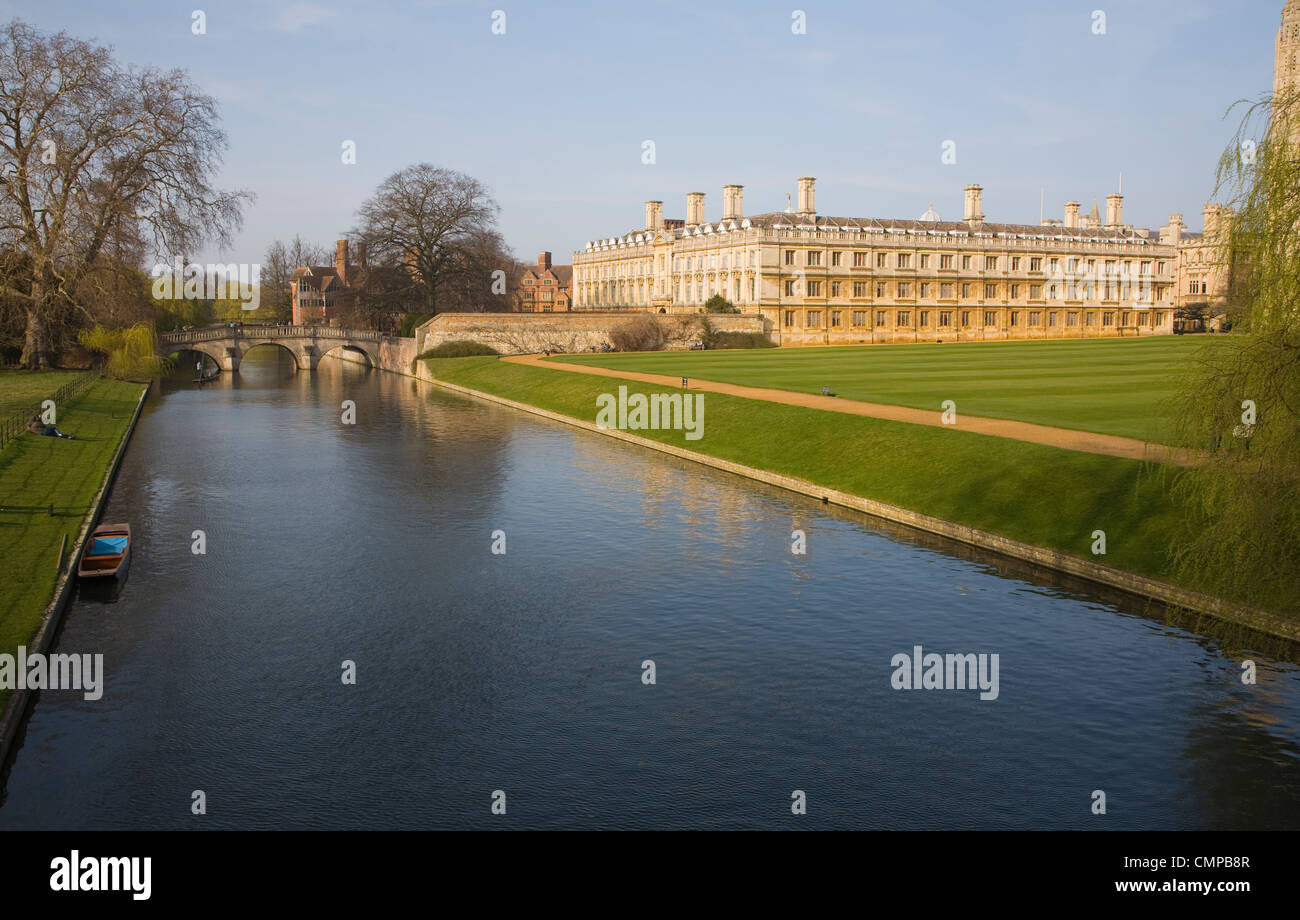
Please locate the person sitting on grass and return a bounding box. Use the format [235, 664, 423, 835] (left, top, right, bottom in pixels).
[27, 414, 74, 439]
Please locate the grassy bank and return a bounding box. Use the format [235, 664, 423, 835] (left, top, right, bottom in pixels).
[0, 369, 85, 416]
[553, 337, 1206, 441]
[426, 356, 1190, 588]
[0, 377, 146, 707]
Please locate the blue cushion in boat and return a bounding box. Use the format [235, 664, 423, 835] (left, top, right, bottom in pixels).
[91, 536, 128, 555]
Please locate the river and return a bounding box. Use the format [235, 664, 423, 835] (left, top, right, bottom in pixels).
[2, 346, 1298, 829]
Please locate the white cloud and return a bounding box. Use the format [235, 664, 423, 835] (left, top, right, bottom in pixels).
[272, 4, 336, 33]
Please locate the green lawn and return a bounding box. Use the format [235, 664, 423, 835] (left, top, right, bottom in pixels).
[0, 369, 85, 416]
[427, 356, 1191, 591]
[553, 336, 1211, 441]
[0, 378, 145, 708]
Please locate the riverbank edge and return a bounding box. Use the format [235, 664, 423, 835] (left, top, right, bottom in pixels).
[0, 382, 149, 771]
[424, 368, 1300, 643]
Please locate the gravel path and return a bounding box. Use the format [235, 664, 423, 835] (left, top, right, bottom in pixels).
[502, 353, 1196, 466]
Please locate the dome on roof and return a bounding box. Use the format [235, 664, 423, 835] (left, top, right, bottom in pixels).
[920, 203, 941, 222]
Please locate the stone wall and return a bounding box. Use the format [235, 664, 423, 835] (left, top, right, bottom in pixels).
[414, 311, 771, 356]
[374, 336, 419, 373]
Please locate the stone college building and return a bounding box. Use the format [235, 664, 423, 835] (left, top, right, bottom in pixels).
[568, 2, 1300, 346]
[573, 180, 1189, 345]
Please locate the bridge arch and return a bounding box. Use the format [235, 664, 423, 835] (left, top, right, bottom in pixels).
[165, 342, 228, 371]
[238, 339, 305, 369]
[320, 342, 377, 367]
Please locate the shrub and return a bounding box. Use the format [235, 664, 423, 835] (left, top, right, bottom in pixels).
[416, 340, 500, 359]
[704, 294, 739, 314]
[697, 316, 719, 349]
[400, 312, 434, 338]
[609, 315, 666, 352]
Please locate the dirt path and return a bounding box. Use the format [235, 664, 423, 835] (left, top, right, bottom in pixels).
[502, 353, 1196, 466]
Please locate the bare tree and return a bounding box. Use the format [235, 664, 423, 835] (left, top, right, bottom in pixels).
[261, 241, 293, 322]
[0, 20, 250, 367]
[345, 260, 420, 331]
[353, 164, 499, 317]
[434, 226, 516, 313]
[262, 236, 330, 322]
[286, 236, 329, 272]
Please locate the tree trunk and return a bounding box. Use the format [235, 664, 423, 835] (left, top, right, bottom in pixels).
[19, 298, 55, 369]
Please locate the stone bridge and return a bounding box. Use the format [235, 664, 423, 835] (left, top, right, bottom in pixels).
[159, 325, 390, 372]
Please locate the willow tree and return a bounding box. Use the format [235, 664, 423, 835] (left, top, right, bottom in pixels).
[0, 20, 249, 367]
[78, 322, 168, 380]
[1169, 91, 1300, 613]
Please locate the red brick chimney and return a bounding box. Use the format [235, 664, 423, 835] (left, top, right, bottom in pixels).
[538, 251, 552, 271]
[335, 239, 349, 285]
[356, 241, 367, 268]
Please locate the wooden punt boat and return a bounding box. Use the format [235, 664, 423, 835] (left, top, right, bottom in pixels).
[78, 523, 131, 579]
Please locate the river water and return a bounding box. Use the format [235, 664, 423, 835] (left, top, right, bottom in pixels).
[1, 347, 1298, 829]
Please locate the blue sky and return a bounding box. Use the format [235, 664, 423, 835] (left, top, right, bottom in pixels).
[11, 0, 1288, 265]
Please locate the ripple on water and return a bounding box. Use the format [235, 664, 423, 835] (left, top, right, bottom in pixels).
[2, 358, 1298, 829]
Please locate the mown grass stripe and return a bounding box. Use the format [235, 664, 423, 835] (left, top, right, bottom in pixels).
[554, 336, 1207, 441]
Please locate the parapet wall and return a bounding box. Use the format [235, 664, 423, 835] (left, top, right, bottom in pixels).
[373, 336, 419, 372]
[414, 312, 771, 356]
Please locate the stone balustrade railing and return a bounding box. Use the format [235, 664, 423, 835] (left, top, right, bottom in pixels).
[160, 325, 388, 346]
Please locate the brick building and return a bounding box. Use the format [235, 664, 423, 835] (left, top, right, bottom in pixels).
[514, 252, 572, 312]
[291, 239, 365, 325]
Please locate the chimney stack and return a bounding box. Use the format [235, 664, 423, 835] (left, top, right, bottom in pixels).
[686, 192, 706, 226]
[1202, 203, 1223, 240]
[1106, 193, 1124, 228]
[538, 251, 552, 270]
[644, 200, 664, 231]
[335, 239, 349, 285]
[1064, 201, 1080, 229]
[722, 184, 744, 220]
[796, 177, 816, 216]
[356, 241, 367, 268]
[963, 184, 984, 224]
[1160, 213, 1185, 245]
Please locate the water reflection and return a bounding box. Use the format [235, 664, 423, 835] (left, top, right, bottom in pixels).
[73, 569, 130, 605]
[0, 350, 1297, 829]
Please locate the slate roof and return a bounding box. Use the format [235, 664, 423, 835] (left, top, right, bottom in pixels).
[659, 212, 1163, 242]
[519, 264, 573, 284]
[587, 210, 1180, 253]
[743, 212, 1153, 240]
[291, 266, 343, 292]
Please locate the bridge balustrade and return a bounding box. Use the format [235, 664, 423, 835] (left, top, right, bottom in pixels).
[160, 325, 388, 346]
